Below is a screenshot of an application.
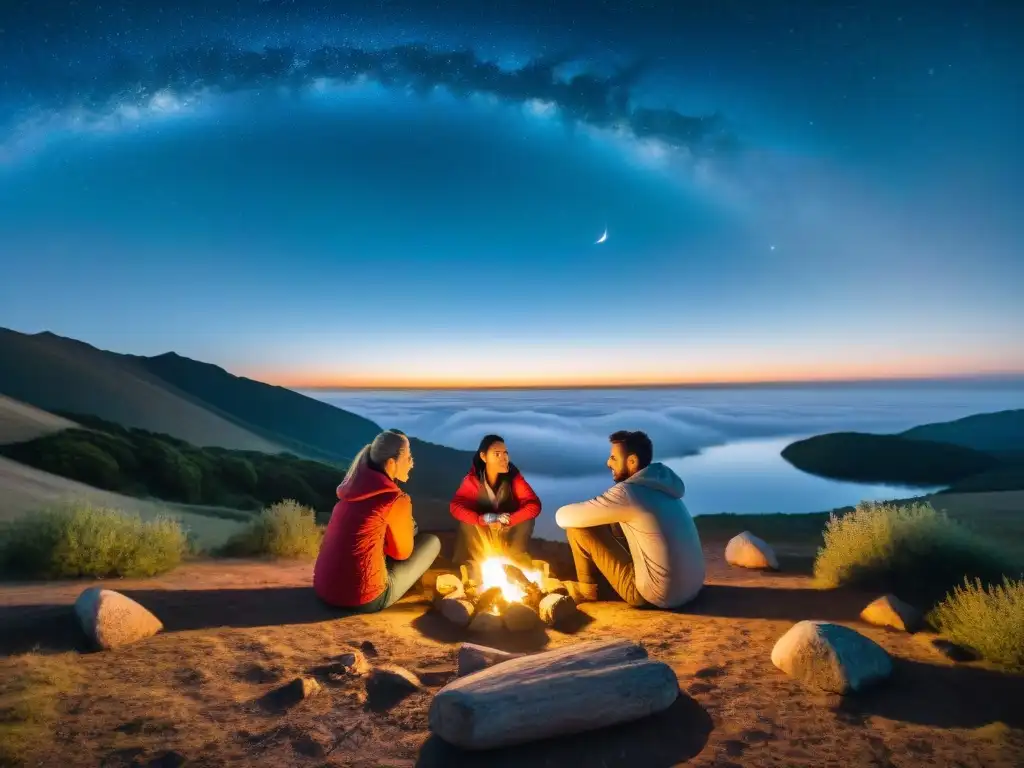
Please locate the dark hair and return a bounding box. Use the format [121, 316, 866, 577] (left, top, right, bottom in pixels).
[609, 430, 653, 470]
[472, 434, 506, 474]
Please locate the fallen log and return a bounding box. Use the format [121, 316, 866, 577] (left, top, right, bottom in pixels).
[429, 658, 679, 749]
[457, 643, 521, 677]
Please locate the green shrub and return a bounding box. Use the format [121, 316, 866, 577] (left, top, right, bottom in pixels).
[0, 502, 188, 579]
[219, 499, 323, 560]
[930, 577, 1024, 671]
[813, 501, 1020, 606]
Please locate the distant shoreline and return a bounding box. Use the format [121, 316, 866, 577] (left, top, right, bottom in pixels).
[301, 373, 1024, 393]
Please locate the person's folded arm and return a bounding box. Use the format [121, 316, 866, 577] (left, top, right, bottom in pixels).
[555, 483, 633, 529]
[506, 474, 542, 526]
[384, 494, 415, 560]
[449, 476, 485, 525]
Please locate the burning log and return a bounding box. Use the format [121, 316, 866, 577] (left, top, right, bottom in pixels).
[434, 573, 463, 598]
[502, 602, 541, 632]
[502, 564, 544, 610]
[538, 593, 577, 629]
[469, 612, 503, 634]
[429, 639, 677, 749]
[439, 595, 475, 628]
[473, 586, 508, 617]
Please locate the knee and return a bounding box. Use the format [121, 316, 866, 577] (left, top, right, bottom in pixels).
[626, 593, 648, 609]
[416, 533, 442, 560]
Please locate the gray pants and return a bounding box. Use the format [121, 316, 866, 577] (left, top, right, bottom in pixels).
[350, 533, 441, 613]
[566, 524, 648, 607]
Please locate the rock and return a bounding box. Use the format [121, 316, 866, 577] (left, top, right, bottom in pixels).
[259, 676, 322, 710]
[771, 620, 892, 694]
[291, 732, 328, 759]
[310, 650, 369, 679]
[468, 612, 503, 634]
[502, 602, 540, 632]
[439, 596, 475, 627]
[725, 532, 779, 570]
[358, 640, 378, 658]
[435, 573, 464, 598]
[860, 594, 923, 632]
[74, 587, 163, 651]
[457, 643, 520, 677]
[538, 593, 578, 628]
[365, 665, 423, 712]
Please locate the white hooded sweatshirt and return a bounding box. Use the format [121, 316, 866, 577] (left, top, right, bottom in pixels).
[555, 462, 705, 609]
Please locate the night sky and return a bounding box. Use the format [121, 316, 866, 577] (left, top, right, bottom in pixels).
[2, 1, 1022, 387]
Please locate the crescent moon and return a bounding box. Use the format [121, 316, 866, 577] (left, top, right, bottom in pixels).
[595, 227, 608, 244]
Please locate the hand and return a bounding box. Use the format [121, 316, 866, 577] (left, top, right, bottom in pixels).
[498, 513, 511, 527]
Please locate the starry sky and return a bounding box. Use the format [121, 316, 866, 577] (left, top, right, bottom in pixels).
[1, 0, 1022, 387]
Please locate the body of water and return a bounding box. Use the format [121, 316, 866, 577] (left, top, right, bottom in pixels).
[308, 382, 1024, 541]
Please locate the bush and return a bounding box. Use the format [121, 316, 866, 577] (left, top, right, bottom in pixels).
[930, 577, 1024, 671]
[0, 502, 188, 579]
[219, 499, 323, 560]
[813, 501, 1020, 606]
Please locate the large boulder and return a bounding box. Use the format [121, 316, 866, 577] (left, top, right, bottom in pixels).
[725, 531, 779, 570]
[771, 620, 892, 694]
[74, 587, 163, 650]
[860, 594, 923, 632]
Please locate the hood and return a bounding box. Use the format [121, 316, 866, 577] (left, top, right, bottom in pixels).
[624, 462, 685, 499]
[336, 462, 400, 502]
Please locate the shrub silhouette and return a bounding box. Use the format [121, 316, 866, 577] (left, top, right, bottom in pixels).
[0, 502, 188, 579]
[814, 501, 1021, 607]
[219, 500, 324, 560]
[930, 577, 1024, 671]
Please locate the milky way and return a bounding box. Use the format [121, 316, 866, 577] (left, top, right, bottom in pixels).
[1, 1, 1023, 385]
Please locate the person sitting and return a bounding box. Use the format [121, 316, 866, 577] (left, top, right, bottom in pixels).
[314, 429, 441, 612]
[450, 434, 542, 568]
[555, 430, 705, 609]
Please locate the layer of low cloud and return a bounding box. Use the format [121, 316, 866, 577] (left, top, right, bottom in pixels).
[317, 387, 1021, 479]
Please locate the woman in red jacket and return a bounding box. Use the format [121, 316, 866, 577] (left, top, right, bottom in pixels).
[450, 434, 542, 568]
[314, 429, 441, 612]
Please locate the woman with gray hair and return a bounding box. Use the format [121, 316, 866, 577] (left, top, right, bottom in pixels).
[314, 429, 441, 611]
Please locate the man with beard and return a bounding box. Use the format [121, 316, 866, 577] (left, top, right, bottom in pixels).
[555, 430, 705, 609]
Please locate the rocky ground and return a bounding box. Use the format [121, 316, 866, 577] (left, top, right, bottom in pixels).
[1, 540, 1022, 768]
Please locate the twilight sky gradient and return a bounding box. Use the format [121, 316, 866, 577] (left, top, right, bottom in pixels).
[1, 0, 1022, 387]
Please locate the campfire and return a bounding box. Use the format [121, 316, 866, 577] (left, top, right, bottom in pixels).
[433, 552, 579, 633]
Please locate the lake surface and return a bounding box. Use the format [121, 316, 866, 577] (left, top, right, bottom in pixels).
[308, 382, 1024, 541]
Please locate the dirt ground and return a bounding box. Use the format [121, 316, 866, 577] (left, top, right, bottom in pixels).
[1, 540, 1022, 768]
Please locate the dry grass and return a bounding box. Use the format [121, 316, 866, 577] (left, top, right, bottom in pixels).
[0, 502, 188, 579]
[813, 501, 1020, 605]
[0, 653, 80, 766]
[219, 500, 324, 560]
[930, 577, 1024, 672]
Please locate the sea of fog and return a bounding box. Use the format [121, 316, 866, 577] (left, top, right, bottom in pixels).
[307, 383, 1024, 541]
